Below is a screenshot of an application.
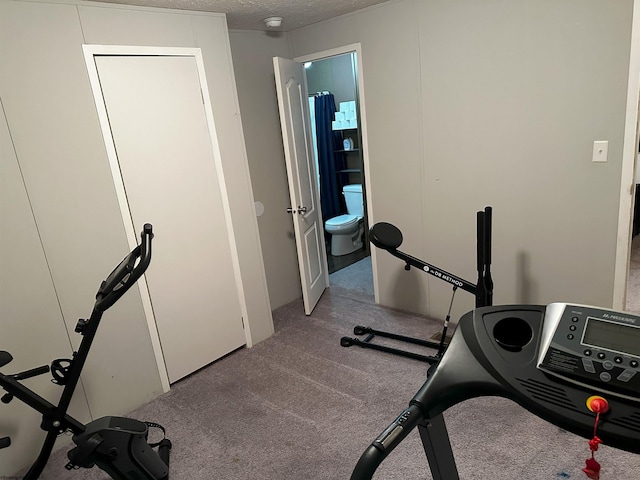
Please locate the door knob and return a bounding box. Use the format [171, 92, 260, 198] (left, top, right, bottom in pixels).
[297, 206, 308, 214]
[286, 207, 296, 214]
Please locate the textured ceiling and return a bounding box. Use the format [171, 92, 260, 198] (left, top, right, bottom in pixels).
[86, 0, 389, 31]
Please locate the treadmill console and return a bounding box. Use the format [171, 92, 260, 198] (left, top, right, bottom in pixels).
[538, 303, 640, 402]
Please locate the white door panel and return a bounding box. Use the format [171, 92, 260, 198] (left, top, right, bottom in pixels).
[94, 54, 245, 382]
[274, 57, 328, 314]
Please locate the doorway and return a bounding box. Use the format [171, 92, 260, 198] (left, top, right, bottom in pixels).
[616, 0, 640, 313]
[302, 51, 373, 297]
[84, 46, 246, 386]
[626, 125, 640, 314]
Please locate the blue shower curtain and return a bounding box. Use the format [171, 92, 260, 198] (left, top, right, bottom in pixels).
[314, 93, 346, 223]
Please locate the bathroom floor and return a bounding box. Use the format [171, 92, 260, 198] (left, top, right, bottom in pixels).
[327, 245, 368, 274]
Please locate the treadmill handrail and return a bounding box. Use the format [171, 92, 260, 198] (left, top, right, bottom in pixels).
[350, 405, 423, 479]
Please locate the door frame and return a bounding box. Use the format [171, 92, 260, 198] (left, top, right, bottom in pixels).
[294, 43, 379, 303]
[614, 1, 640, 311]
[82, 45, 246, 391]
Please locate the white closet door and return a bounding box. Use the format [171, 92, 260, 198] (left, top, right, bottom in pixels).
[94, 54, 245, 383]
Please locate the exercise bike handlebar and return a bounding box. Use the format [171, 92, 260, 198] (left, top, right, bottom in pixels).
[95, 224, 153, 312]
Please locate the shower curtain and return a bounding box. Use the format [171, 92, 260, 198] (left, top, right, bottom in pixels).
[314, 92, 346, 223]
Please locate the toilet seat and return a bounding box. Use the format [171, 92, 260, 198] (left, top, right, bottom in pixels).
[325, 214, 359, 228]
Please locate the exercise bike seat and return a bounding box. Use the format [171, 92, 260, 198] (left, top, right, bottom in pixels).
[369, 222, 403, 251]
[0, 352, 12, 369]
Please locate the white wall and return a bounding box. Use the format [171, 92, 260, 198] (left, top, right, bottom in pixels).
[306, 54, 357, 107]
[77, 2, 274, 345]
[0, 97, 96, 475]
[231, 0, 635, 323]
[1, 0, 165, 416]
[0, 0, 273, 474]
[228, 30, 303, 310]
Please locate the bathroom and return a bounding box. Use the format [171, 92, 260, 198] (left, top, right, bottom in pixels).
[305, 52, 372, 292]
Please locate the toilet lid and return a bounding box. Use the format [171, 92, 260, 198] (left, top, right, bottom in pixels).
[325, 214, 360, 227]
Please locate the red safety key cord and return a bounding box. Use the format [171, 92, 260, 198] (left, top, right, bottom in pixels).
[582, 396, 609, 480]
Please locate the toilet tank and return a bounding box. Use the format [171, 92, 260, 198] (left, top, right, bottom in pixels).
[343, 184, 363, 217]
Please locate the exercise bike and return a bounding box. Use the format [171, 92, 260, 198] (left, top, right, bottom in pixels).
[0, 224, 171, 480]
[341, 206, 494, 364]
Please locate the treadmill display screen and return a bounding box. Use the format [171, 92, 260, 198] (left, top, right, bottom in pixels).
[582, 318, 640, 358]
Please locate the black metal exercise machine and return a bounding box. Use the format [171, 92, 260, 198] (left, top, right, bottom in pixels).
[0, 224, 172, 480]
[350, 303, 640, 479]
[340, 206, 494, 364]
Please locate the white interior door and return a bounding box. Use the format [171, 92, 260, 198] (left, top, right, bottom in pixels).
[92, 52, 245, 383]
[273, 57, 329, 314]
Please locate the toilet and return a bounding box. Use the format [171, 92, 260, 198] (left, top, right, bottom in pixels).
[325, 184, 364, 256]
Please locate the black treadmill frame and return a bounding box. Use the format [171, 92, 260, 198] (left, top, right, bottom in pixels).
[349, 304, 640, 480]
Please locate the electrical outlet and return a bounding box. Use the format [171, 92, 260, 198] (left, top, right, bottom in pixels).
[592, 141, 608, 163]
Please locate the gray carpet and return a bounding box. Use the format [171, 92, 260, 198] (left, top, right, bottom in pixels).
[329, 256, 374, 298]
[24, 287, 640, 479]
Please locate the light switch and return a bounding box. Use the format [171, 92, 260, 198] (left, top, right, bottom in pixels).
[592, 141, 608, 163]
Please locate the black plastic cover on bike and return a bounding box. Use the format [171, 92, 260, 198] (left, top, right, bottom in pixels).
[95, 224, 153, 312]
[369, 222, 403, 251]
[0, 352, 12, 369]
